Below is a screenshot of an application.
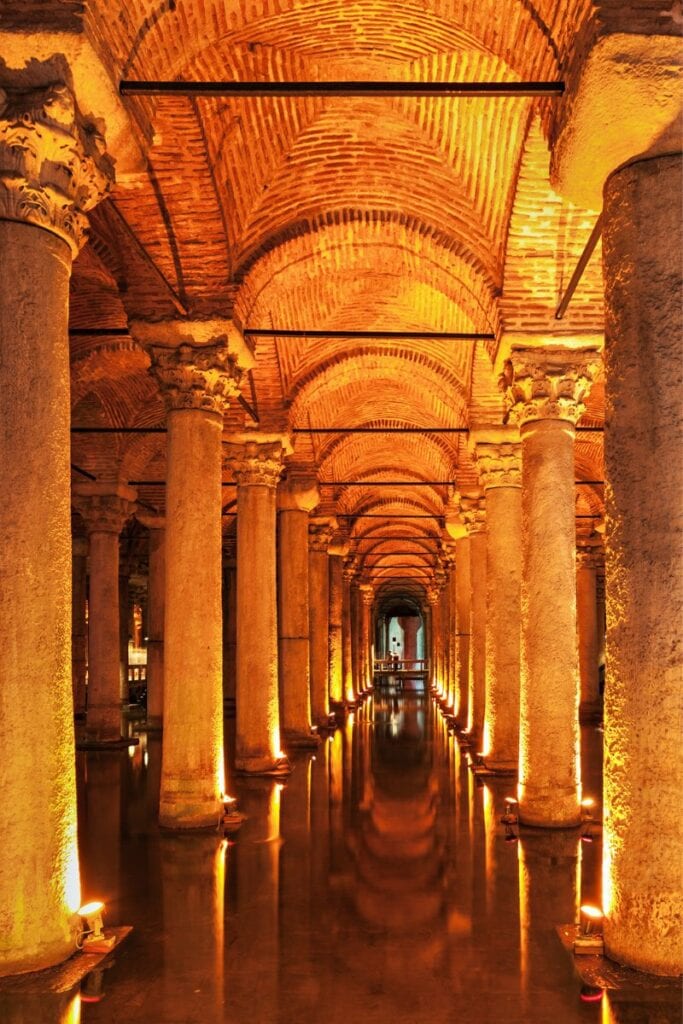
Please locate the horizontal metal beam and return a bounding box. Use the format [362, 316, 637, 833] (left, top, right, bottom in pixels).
[69, 328, 130, 337]
[72, 427, 166, 434]
[293, 427, 468, 434]
[71, 463, 96, 481]
[338, 514, 442, 519]
[246, 328, 493, 341]
[120, 80, 564, 99]
[320, 480, 454, 486]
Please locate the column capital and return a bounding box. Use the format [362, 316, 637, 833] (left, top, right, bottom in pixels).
[148, 341, 243, 416]
[359, 583, 374, 605]
[475, 440, 522, 490]
[577, 541, 604, 571]
[500, 347, 600, 427]
[459, 493, 486, 535]
[278, 475, 320, 513]
[342, 558, 359, 584]
[426, 587, 440, 606]
[308, 516, 338, 552]
[136, 511, 165, 531]
[224, 436, 287, 488]
[0, 81, 113, 254]
[72, 483, 137, 534]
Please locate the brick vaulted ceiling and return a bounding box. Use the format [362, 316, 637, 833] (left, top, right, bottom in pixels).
[64, 0, 605, 594]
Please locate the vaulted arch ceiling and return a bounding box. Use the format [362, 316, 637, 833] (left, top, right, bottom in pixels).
[67, 0, 605, 585]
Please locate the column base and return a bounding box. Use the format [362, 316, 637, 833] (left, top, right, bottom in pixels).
[518, 812, 582, 830]
[141, 715, 163, 733]
[481, 757, 517, 777]
[76, 735, 139, 751]
[234, 754, 292, 777]
[314, 713, 338, 733]
[284, 730, 321, 749]
[579, 700, 603, 724]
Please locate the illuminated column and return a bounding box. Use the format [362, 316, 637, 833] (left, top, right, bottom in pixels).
[138, 514, 165, 730]
[576, 537, 601, 719]
[359, 584, 374, 693]
[399, 615, 419, 662]
[328, 551, 345, 709]
[72, 486, 137, 743]
[277, 477, 320, 746]
[72, 535, 88, 716]
[475, 439, 522, 772]
[146, 335, 244, 826]
[454, 534, 471, 724]
[308, 517, 337, 727]
[341, 561, 357, 706]
[426, 588, 440, 690]
[445, 556, 458, 709]
[222, 535, 237, 711]
[225, 436, 287, 773]
[460, 494, 487, 743]
[0, 81, 112, 975]
[502, 348, 598, 826]
[601, 154, 683, 974]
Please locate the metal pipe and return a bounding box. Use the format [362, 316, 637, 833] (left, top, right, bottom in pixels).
[292, 427, 468, 434]
[71, 463, 97, 481]
[69, 328, 130, 337]
[245, 328, 493, 341]
[71, 427, 167, 434]
[120, 80, 564, 100]
[555, 214, 604, 320]
[319, 481, 455, 486]
[237, 393, 260, 424]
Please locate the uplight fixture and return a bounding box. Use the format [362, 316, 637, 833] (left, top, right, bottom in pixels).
[78, 901, 116, 953]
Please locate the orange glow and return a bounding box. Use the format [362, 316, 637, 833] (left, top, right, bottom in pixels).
[78, 900, 104, 917]
[64, 837, 81, 914]
[580, 904, 603, 920]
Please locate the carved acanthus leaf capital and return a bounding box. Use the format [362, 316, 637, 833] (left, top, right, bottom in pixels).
[459, 494, 486, 535]
[359, 583, 374, 606]
[224, 439, 285, 488]
[426, 587, 440, 606]
[73, 485, 137, 535]
[342, 557, 359, 584]
[577, 542, 604, 571]
[150, 343, 242, 415]
[500, 348, 600, 426]
[0, 82, 113, 254]
[308, 517, 338, 552]
[475, 441, 521, 489]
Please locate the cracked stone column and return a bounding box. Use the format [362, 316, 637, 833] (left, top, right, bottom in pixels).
[359, 584, 374, 694]
[460, 495, 487, 744]
[308, 518, 337, 727]
[72, 535, 88, 716]
[601, 154, 683, 974]
[146, 333, 245, 826]
[277, 477, 320, 747]
[72, 486, 137, 744]
[137, 514, 165, 731]
[502, 347, 599, 827]
[576, 536, 602, 720]
[342, 561, 357, 706]
[475, 439, 522, 773]
[225, 437, 288, 773]
[0, 80, 113, 975]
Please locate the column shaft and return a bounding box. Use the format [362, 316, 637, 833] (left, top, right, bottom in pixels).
[88, 530, 124, 738]
[72, 539, 88, 715]
[454, 536, 471, 724]
[467, 532, 487, 742]
[328, 557, 344, 707]
[576, 554, 600, 715]
[222, 547, 237, 710]
[278, 507, 315, 743]
[309, 546, 331, 725]
[601, 153, 683, 974]
[162, 408, 224, 825]
[146, 526, 165, 728]
[0, 221, 80, 975]
[341, 572, 355, 705]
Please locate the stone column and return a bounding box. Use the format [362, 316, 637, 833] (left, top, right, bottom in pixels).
[576, 537, 601, 719]
[359, 584, 374, 694]
[0, 80, 112, 975]
[137, 514, 165, 731]
[328, 552, 345, 710]
[600, 154, 683, 974]
[460, 495, 487, 744]
[147, 336, 244, 826]
[475, 439, 522, 773]
[72, 486, 137, 744]
[502, 347, 598, 827]
[118, 567, 130, 702]
[398, 615, 419, 662]
[72, 535, 88, 716]
[454, 534, 471, 725]
[426, 588, 440, 691]
[277, 477, 320, 747]
[341, 561, 357, 706]
[308, 517, 337, 727]
[222, 535, 237, 712]
[225, 437, 288, 773]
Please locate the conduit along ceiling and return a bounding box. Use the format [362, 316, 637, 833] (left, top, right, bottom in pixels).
[66, 0, 605, 596]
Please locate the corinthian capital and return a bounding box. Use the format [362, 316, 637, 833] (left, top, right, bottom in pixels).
[308, 517, 338, 552]
[72, 483, 137, 534]
[475, 441, 521, 490]
[0, 82, 113, 254]
[500, 347, 600, 426]
[150, 343, 243, 416]
[359, 583, 374, 606]
[459, 494, 486, 535]
[224, 437, 286, 488]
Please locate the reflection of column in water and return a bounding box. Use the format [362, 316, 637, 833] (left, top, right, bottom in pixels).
[482, 783, 520, 985]
[160, 833, 225, 1024]
[225, 780, 280, 1024]
[279, 758, 319, 1015]
[518, 831, 580, 1018]
[0, 990, 81, 1024]
[80, 752, 123, 916]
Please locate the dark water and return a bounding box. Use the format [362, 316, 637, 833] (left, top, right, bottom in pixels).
[1, 695, 679, 1024]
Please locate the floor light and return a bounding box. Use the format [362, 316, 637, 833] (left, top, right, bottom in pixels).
[78, 901, 116, 953]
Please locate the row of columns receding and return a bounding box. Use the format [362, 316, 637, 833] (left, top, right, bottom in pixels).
[0, 77, 680, 980]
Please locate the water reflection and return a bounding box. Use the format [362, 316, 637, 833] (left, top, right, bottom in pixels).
[2, 696, 680, 1024]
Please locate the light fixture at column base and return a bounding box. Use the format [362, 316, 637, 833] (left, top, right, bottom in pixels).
[76, 736, 140, 751]
[81, 933, 117, 954]
[235, 755, 293, 777]
[223, 810, 247, 833]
